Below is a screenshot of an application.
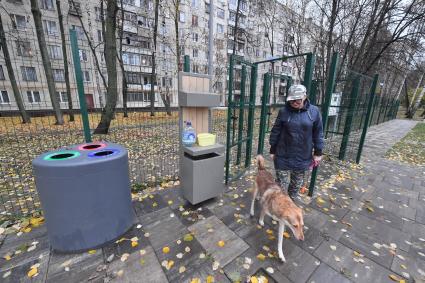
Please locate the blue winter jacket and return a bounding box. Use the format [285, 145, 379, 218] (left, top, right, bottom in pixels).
[269, 99, 324, 171]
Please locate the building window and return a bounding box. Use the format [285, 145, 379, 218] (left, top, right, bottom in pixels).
[17, 41, 32, 57]
[56, 91, 68, 103]
[53, 69, 65, 82]
[192, 33, 198, 42]
[216, 23, 223, 33]
[43, 20, 58, 35]
[48, 45, 62, 59]
[140, 38, 150, 49]
[95, 7, 103, 21]
[123, 0, 135, 5]
[192, 49, 198, 58]
[138, 15, 153, 28]
[191, 0, 198, 7]
[205, 3, 210, 13]
[0, 66, 5, 80]
[122, 52, 140, 65]
[97, 30, 103, 42]
[83, 71, 91, 82]
[179, 11, 185, 22]
[11, 14, 26, 30]
[192, 15, 198, 27]
[229, 11, 236, 22]
[124, 11, 137, 24]
[68, 0, 82, 16]
[0, 91, 9, 104]
[71, 25, 85, 40]
[27, 90, 41, 103]
[127, 92, 154, 102]
[162, 77, 172, 88]
[40, 0, 54, 10]
[217, 8, 224, 19]
[125, 72, 142, 84]
[21, 67, 37, 81]
[215, 81, 223, 92]
[79, 50, 88, 61]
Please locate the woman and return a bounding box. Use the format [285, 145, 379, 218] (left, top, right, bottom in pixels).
[269, 84, 324, 199]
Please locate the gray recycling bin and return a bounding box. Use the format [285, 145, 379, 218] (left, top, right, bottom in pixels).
[181, 144, 225, 204]
[32, 142, 134, 252]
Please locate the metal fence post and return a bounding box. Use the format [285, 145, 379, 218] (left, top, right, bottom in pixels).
[303, 53, 315, 96]
[356, 74, 379, 163]
[184, 55, 190, 72]
[309, 80, 318, 105]
[257, 72, 271, 155]
[339, 76, 360, 160]
[225, 55, 234, 184]
[70, 29, 91, 143]
[309, 52, 339, 197]
[245, 64, 258, 168]
[236, 66, 247, 165]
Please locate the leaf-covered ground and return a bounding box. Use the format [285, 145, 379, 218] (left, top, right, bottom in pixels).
[385, 122, 425, 166]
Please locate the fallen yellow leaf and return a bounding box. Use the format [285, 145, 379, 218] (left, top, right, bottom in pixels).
[4, 254, 11, 261]
[190, 278, 201, 283]
[206, 275, 215, 283]
[131, 241, 138, 247]
[353, 251, 362, 257]
[162, 246, 170, 254]
[282, 232, 290, 239]
[316, 197, 326, 204]
[257, 253, 266, 261]
[217, 240, 225, 247]
[27, 267, 37, 278]
[389, 274, 402, 282]
[183, 234, 194, 242]
[266, 229, 273, 235]
[30, 217, 44, 227]
[23, 227, 32, 233]
[88, 250, 96, 254]
[250, 276, 259, 283]
[400, 264, 407, 269]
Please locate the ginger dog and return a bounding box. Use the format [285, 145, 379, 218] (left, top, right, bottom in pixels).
[250, 155, 305, 262]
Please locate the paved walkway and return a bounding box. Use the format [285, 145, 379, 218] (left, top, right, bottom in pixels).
[0, 119, 424, 283]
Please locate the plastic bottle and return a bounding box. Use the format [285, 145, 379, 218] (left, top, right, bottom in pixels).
[182, 121, 196, 147]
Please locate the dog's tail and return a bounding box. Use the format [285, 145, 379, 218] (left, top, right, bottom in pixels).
[256, 155, 266, 171]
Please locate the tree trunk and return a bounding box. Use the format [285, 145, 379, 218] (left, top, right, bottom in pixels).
[30, 0, 64, 125]
[408, 87, 425, 119]
[56, 0, 74, 122]
[232, 0, 241, 56]
[0, 15, 30, 123]
[150, 0, 160, 116]
[118, 0, 128, 118]
[407, 72, 424, 116]
[325, 0, 338, 82]
[94, 0, 118, 134]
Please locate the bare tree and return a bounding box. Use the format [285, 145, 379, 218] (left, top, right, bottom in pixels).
[117, 0, 129, 118]
[30, 0, 64, 125]
[0, 13, 30, 123]
[56, 0, 74, 122]
[150, 0, 160, 116]
[94, 0, 119, 134]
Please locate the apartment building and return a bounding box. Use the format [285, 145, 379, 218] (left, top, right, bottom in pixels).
[0, 0, 312, 113]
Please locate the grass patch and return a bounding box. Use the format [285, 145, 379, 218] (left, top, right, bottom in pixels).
[385, 122, 425, 166]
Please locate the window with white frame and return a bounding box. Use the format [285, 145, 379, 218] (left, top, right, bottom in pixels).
[125, 72, 142, 84]
[11, 14, 26, 30]
[0, 66, 5, 80]
[216, 8, 224, 19]
[191, 0, 198, 7]
[229, 11, 235, 21]
[27, 90, 41, 103]
[124, 11, 137, 24]
[53, 69, 65, 82]
[179, 11, 185, 22]
[83, 71, 91, 82]
[17, 41, 32, 57]
[79, 49, 88, 61]
[141, 54, 152, 66]
[0, 91, 9, 104]
[138, 15, 153, 28]
[48, 45, 62, 59]
[122, 52, 140, 65]
[40, 0, 54, 10]
[43, 20, 58, 35]
[21, 67, 37, 81]
[216, 23, 223, 33]
[192, 33, 198, 42]
[56, 91, 68, 102]
[192, 49, 198, 58]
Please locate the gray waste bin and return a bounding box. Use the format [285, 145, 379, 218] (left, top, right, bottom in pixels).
[32, 142, 134, 252]
[181, 144, 225, 204]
